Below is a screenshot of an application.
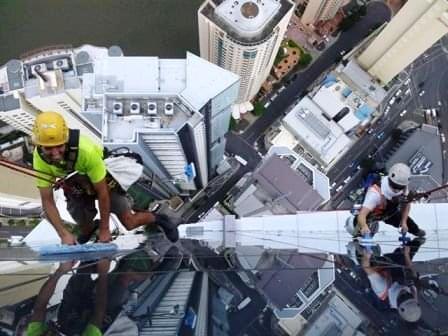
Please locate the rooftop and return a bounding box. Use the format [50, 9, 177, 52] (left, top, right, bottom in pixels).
[81, 52, 239, 143]
[314, 75, 375, 132]
[336, 59, 387, 106]
[386, 125, 443, 185]
[253, 155, 324, 211]
[215, 0, 280, 39]
[282, 96, 352, 166]
[267, 146, 331, 202]
[201, 0, 294, 44]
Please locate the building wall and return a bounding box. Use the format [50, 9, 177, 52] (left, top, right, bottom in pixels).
[26, 91, 101, 143]
[0, 92, 39, 135]
[207, 80, 239, 173]
[319, 0, 344, 21]
[301, 0, 344, 25]
[357, 0, 448, 85]
[198, 0, 294, 103]
[301, 0, 327, 25]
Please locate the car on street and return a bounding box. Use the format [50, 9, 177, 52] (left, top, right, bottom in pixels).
[395, 89, 402, 97]
[404, 88, 411, 95]
[263, 101, 271, 108]
[399, 110, 407, 117]
[418, 90, 425, 97]
[441, 133, 446, 143]
[389, 97, 395, 105]
[377, 131, 385, 139]
[343, 176, 352, 184]
[278, 85, 286, 93]
[438, 101, 442, 106]
[418, 81, 425, 88]
[384, 106, 391, 115]
[335, 185, 343, 192]
[404, 78, 411, 85]
[432, 108, 437, 118]
[330, 182, 337, 189]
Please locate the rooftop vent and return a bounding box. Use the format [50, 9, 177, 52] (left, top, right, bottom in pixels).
[147, 102, 157, 115]
[112, 101, 123, 115]
[164, 102, 174, 116]
[53, 59, 70, 71]
[31, 63, 47, 76]
[130, 102, 140, 114]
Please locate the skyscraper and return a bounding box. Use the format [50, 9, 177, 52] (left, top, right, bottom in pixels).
[357, 0, 448, 85]
[81, 51, 239, 193]
[198, 0, 295, 108]
[298, 0, 345, 26]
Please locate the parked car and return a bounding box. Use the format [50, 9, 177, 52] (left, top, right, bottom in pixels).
[377, 131, 385, 139]
[418, 90, 425, 97]
[399, 110, 407, 117]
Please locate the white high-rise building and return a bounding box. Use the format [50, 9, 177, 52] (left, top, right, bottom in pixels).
[198, 0, 295, 109]
[80, 51, 239, 193]
[298, 0, 345, 26]
[357, 0, 448, 85]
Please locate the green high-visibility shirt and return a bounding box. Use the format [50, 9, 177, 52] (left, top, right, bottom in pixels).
[33, 135, 106, 188]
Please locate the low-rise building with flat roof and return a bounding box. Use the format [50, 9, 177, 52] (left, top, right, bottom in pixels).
[274, 96, 353, 170]
[230, 155, 326, 217]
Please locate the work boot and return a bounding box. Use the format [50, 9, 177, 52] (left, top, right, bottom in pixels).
[77, 219, 100, 244]
[154, 214, 179, 243]
[415, 229, 426, 237]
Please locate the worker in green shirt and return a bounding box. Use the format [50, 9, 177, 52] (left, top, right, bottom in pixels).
[32, 111, 178, 244]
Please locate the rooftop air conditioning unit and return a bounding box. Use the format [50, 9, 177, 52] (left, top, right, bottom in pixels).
[31, 63, 47, 76]
[53, 58, 70, 71]
[112, 101, 123, 115]
[164, 102, 174, 116]
[130, 101, 140, 114]
[147, 102, 157, 115]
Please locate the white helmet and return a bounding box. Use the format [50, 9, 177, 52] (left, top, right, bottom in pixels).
[388, 163, 411, 187]
[345, 215, 358, 236]
[398, 297, 422, 322]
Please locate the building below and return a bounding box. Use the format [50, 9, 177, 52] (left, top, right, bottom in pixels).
[198, 0, 295, 112]
[228, 153, 329, 217]
[385, 124, 446, 201]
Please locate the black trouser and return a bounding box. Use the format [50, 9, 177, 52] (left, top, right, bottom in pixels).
[380, 199, 421, 235]
[382, 212, 421, 236]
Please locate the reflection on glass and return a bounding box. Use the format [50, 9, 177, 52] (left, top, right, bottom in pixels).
[1, 234, 448, 335]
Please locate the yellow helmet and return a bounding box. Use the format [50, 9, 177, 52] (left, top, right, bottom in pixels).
[32, 111, 69, 147]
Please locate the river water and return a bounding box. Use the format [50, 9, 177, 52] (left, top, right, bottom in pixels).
[0, 0, 203, 64]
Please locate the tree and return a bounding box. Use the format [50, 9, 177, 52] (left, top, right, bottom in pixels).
[274, 48, 286, 65]
[253, 102, 266, 117]
[287, 39, 300, 49]
[299, 53, 312, 66]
